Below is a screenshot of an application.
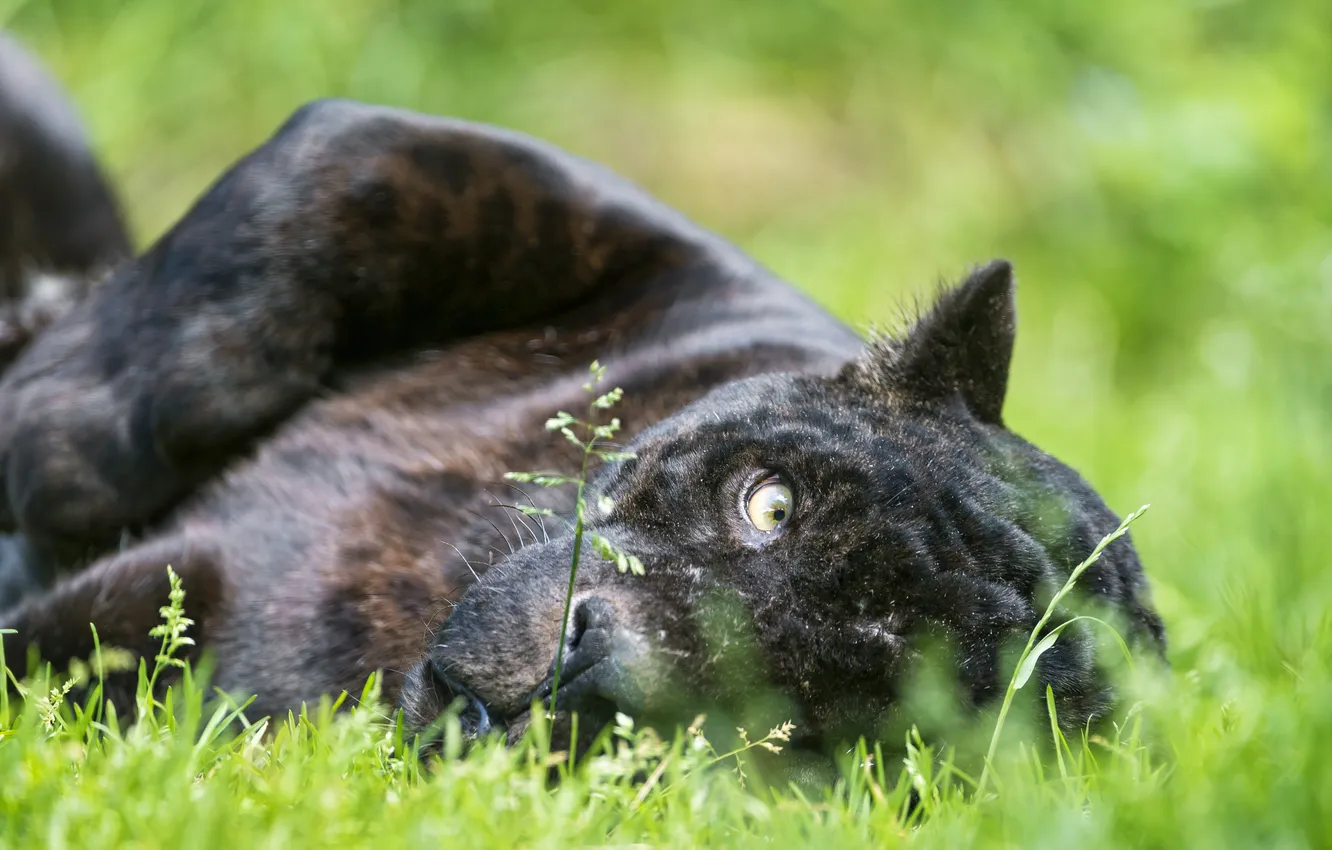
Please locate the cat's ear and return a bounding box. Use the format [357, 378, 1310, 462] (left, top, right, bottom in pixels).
[842, 259, 1016, 425]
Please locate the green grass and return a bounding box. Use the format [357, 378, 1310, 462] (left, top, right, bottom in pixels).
[0, 539, 1175, 848]
[0, 507, 1302, 848]
[3, 0, 1331, 846]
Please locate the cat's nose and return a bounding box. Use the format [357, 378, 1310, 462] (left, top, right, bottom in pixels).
[536, 596, 646, 719]
[566, 595, 617, 663]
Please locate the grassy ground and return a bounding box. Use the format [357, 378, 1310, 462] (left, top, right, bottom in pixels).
[3, 1, 1331, 846]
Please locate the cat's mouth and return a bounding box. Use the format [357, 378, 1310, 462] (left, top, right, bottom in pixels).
[424, 663, 497, 738]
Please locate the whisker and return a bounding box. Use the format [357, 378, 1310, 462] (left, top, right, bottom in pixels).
[421, 597, 460, 633]
[488, 501, 549, 546]
[485, 487, 546, 546]
[465, 507, 516, 555]
[440, 540, 482, 583]
[485, 487, 533, 547]
[500, 481, 551, 543]
[512, 502, 548, 544]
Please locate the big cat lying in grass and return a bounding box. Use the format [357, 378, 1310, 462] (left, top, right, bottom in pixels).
[0, 33, 1165, 783]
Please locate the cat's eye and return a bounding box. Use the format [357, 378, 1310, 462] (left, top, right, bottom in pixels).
[745, 476, 793, 532]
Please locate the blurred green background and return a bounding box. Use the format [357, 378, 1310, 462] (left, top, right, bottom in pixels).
[6, 0, 1332, 761]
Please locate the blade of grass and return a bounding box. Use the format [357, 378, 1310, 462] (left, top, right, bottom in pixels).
[976, 503, 1150, 799]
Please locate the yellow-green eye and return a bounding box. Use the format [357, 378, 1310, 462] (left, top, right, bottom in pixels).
[745, 477, 793, 532]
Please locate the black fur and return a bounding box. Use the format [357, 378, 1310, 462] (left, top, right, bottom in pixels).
[0, 34, 1165, 775]
[412, 263, 1166, 759]
[0, 33, 130, 374]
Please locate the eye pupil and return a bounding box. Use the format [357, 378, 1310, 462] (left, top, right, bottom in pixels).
[772, 508, 786, 521]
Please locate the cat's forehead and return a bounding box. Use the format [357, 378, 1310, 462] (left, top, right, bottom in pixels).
[635, 372, 863, 441]
[615, 373, 974, 492]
